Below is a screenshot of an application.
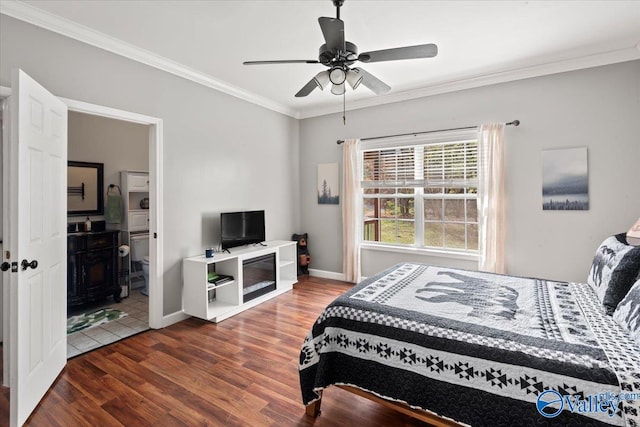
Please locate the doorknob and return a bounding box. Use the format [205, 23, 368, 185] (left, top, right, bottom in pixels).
[1, 262, 9, 272]
[21, 259, 38, 271]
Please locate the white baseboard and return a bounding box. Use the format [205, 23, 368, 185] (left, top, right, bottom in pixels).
[161, 310, 190, 328]
[308, 268, 346, 281]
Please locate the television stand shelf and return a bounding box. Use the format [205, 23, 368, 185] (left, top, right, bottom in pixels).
[182, 240, 297, 322]
[206, 279, 235, 291]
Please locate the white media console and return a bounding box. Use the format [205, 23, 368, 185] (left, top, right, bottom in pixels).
[182, 240, 297, 322]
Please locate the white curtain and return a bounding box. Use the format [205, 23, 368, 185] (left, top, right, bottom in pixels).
[342, 139, 362, 283]
[477, 124, 506, 273]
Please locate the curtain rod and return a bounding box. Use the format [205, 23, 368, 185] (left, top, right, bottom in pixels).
[336, 120, 520, 145]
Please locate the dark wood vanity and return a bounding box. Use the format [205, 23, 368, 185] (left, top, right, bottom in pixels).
[67, 230, 120, 307]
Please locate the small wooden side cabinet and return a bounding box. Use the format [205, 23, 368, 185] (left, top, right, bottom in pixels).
[67, 230, 120, 307]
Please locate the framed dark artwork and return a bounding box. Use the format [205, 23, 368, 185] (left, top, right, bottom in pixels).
[67, 161, 104, 216]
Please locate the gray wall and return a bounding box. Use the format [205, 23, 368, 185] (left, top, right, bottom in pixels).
[299, 60, 640, 283]
[68, 111, 149, 222]
[0, 16, 300, 316]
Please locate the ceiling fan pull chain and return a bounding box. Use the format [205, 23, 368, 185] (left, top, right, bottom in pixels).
[343, 90, 346, 125]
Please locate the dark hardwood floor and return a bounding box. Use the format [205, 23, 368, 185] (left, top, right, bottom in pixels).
[0, 276, 427, 426]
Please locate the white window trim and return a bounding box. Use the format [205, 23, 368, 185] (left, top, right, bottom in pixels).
[360, 242, 479, 261]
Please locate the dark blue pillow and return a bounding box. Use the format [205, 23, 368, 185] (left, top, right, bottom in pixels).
[587, 233, 640, 315]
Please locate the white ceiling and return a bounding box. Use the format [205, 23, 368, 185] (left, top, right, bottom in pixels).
[5, 0, 640, 118]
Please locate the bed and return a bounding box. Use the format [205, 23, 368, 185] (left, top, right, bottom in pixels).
[299, 261, 640, 426]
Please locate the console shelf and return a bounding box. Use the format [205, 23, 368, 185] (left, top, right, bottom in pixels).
[206, 280, 235, 291]
[182, 240, 297, 322]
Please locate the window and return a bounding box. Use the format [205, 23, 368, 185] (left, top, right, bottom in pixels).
[361, 130, 478, 253]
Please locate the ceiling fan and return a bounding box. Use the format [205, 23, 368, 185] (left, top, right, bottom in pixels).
[243, 0, 438, 98]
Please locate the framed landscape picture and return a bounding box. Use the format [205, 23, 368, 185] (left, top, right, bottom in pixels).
[542, 147, 588, 211]
[317, 163, 339, 205]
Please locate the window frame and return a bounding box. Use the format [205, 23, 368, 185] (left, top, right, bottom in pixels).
[359, 129, 479, 258]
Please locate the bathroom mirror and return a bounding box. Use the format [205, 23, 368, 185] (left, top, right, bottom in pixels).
[67, 161, 104, 216]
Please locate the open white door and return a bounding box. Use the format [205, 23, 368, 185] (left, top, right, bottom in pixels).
[7, 69, 67, 426]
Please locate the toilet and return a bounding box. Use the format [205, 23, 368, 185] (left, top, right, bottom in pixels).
[130, 233, 150, 296]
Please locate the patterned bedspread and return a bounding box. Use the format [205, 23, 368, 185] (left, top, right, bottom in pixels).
[299, 263, 640, 427]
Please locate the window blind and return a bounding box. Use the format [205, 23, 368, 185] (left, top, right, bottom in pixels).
[424, 141, 477, 188]
[362, 140, 477, 189]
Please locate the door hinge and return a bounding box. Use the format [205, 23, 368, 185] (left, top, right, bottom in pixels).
[11, 262, 18, 273]
[153, 233, 157, 239]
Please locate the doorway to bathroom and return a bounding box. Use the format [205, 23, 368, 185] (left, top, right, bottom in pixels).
[1, 76, 164, 425]
[65, 111, 151, 357]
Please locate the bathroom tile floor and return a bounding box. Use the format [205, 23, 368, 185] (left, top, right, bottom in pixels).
[67, 290, 149, 359]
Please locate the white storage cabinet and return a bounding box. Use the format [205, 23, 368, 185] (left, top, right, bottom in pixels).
[120, 170, 150, 294]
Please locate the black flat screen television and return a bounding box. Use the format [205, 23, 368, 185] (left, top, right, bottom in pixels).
[220, 210, 266, 250]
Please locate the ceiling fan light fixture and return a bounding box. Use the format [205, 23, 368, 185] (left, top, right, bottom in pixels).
[331, 83, 346, 95]
[313, 70, 330, 90]
[346, 69, 363, 90]
[329, 67, 347, 85]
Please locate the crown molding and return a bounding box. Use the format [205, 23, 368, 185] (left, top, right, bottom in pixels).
[0, 0, 300, 119]
[298, 45, 640, 119]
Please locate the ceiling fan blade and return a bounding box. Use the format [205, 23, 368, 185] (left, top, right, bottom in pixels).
[352, 68, 391, 95]
[243, 60, 320, 65]
[295, 78, 320, 97]
[358, 43, 438, 63]
[318, 17, 345, 52]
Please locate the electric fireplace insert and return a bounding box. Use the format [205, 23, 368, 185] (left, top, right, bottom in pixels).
[242, 253, 276, 303]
